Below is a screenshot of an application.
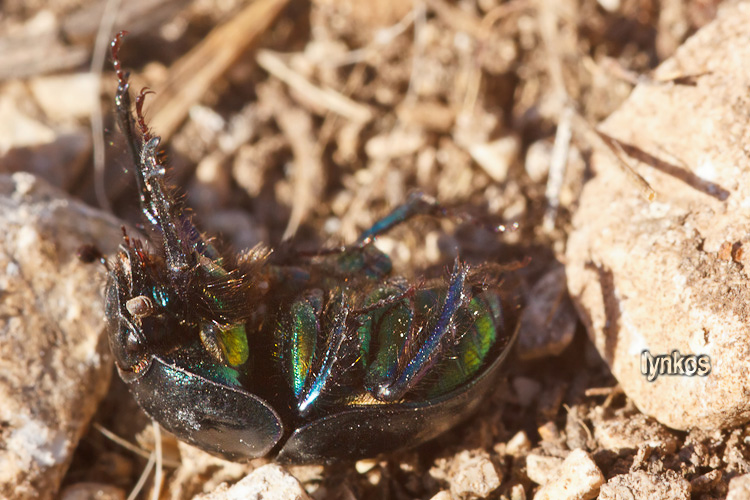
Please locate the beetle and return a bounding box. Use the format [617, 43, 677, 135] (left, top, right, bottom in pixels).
[105, 32, 521, 464]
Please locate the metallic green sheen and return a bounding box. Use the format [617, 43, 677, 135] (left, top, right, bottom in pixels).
[174, 342, 244, 388]
[288, 292, 322, 397]
[359, 287, 413, 392]
[334, 245, 392, 279]
[426, 291, 501, 398]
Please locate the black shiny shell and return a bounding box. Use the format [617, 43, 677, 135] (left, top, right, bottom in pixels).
[123, 321, 517, 463]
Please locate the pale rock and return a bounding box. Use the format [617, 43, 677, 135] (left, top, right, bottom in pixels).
[0, 85, 56, 154]
[468, 135, 520, 183]
[525, 454, 563, 486]
[533, 450, 603, 500]
[598, 470, 690, 500]
[430, 449, 502, 499]
[449, 450, 502, 499]
[0, 173, 123, 499]
[510, 483, 527, 500]
[524, 139, 552, 183]
[565, 1, 750, 430]
[506, 431, 532, 457]
[429, 491, 452, 500]
[365, 127, 426, 160]
[28, 73, 98, 122]
[727, 474, 750, 500]
[593, 412, 679, 453]
[193, 465, 311, 500]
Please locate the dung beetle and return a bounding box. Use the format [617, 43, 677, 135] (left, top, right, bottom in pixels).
[105, 32, 522, 464]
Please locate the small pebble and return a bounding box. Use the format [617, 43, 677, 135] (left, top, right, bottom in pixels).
[450, 450, 502, 499]
[509, 483, 527, 500]
[525, 454, 563, 486]
[537, 422, 561, 443]
[193, 465, 311, 500]
[506, 431, 532, 457]
[593, 413, 679, 454]
[355, 459, 378, 474]
[59, 483, 125, 500]
[430, 491, 452, 500]
[365, 128, 426, 160]
[533, 449, 603, 500]
[28, 73, 98, 122]
[517, 266, 577, 360]
[524, 139, 552, 183]
[468, 135, 520, 183]
[598, 470, 689, 500]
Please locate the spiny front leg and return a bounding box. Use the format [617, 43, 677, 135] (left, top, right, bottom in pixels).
[367, 259, 469, 402]
[112, 32, 199, 273]
[109, 32, 269, 364]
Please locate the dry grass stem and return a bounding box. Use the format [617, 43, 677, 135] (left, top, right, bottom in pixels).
[147, 0, 290, 140]
[273, 95, 323, 241]
[256, 49, 373, 123]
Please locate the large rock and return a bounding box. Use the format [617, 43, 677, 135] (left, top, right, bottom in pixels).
[566, 2, 750, 430]
[0, 173, 122, 499]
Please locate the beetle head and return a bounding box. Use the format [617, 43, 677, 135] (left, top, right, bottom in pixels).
[105, 237, 187, 381]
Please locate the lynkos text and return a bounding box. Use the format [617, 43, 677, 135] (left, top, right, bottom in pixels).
[640, 350, 711, 382]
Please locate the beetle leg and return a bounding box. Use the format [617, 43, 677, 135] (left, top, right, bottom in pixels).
[369, 259, 468, 402]
[424, 287, 512, 398]
[362, 259, 515, 403]
[288, 193, 442, 277]
[295, 294, 356, 417]
[354, 192, 446, 247]
[111, 32, 202, 272]
[356, 283, 416, 397]
[304, 191, 517, 280]
[293, 191, 514, 279]
[277, 290, 361, 417]
[354, 191, 520, 247]
[283, 289, 324, 398]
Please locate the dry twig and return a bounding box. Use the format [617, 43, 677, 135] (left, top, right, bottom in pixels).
[256, 49, 373, 123]
[273, 95, 323, 241]
[147, 0, 290, 140]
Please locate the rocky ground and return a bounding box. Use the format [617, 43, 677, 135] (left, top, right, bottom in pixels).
[3, 0, 750, 499]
